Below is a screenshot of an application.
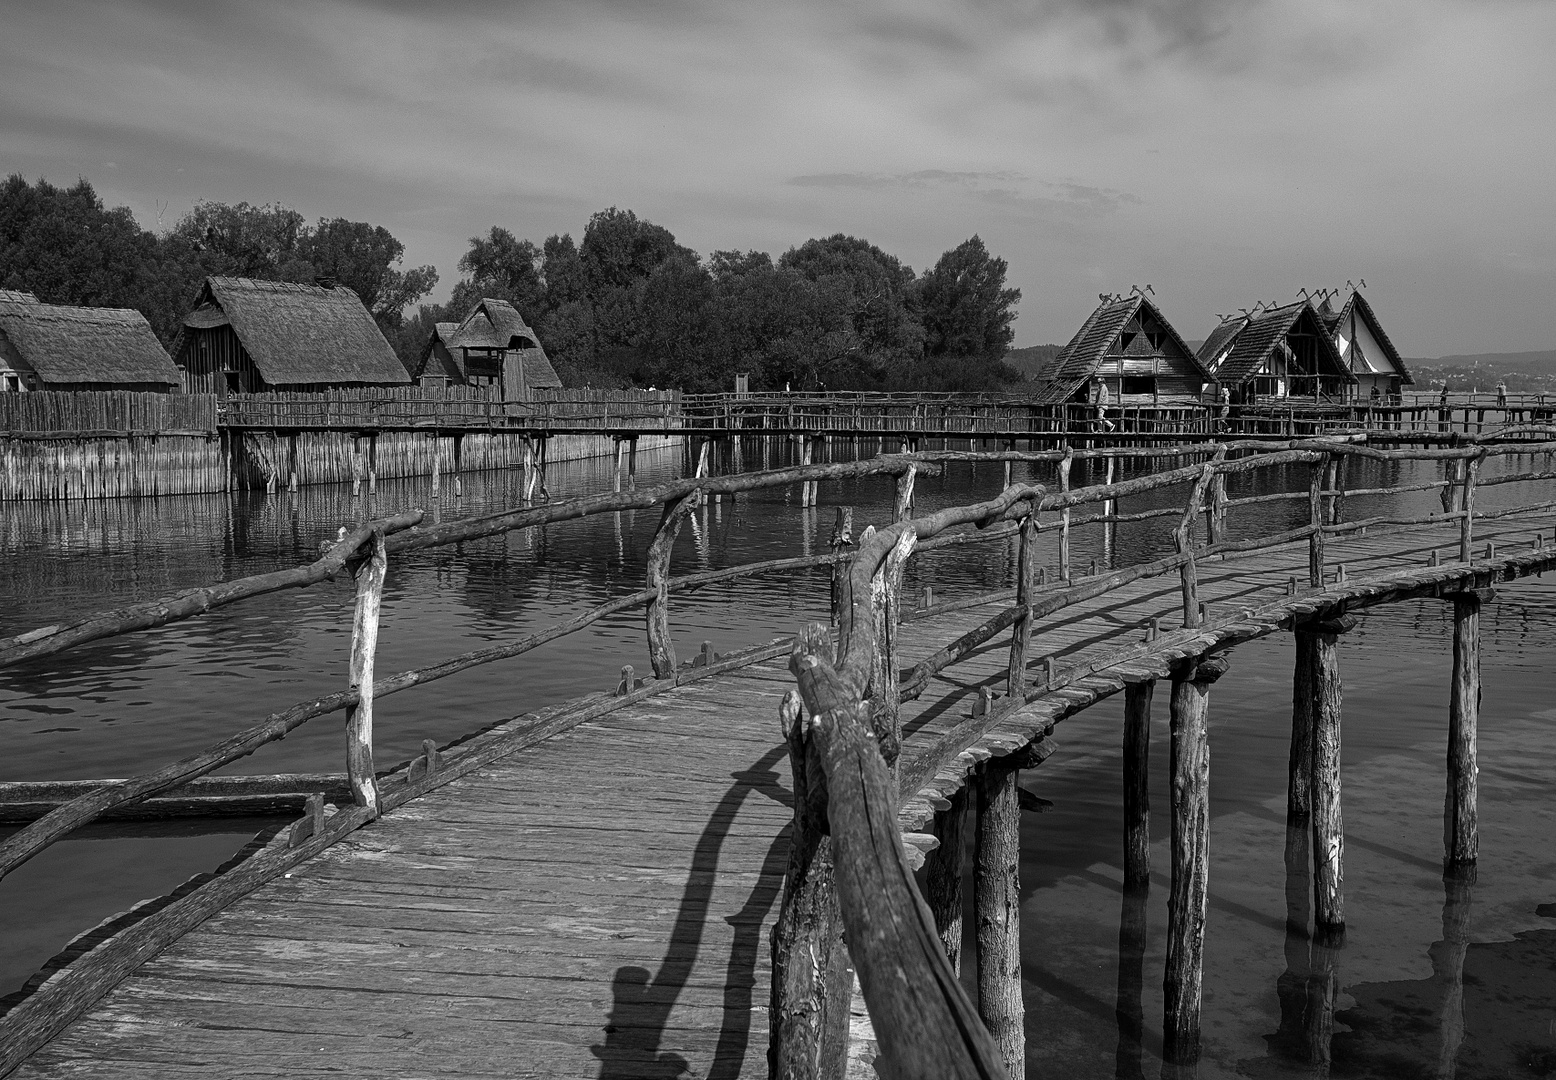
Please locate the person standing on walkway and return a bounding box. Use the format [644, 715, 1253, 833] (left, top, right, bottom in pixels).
[1093, 379, 1116, 432]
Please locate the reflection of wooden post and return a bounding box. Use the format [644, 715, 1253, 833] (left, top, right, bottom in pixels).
[1006, 513, 1038, 697]
[1435, 867, 1475, 1077]
[769, 691, 853, 1079]
[925, 787, 969, 973]
[1306, 614, 1355, 939]
[1306, 933, 1339, 1071]
[1122, 678, 1154, 892]
[1115, 861, 1150, 1080]
[345, 532, 387, 813]
[1445, 589, 1489, 867]
[1163, 652, 1227, 1067]
[976, 759, 1024, 1079]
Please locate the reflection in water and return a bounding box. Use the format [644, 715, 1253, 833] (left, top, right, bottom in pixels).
[1115, 882, 1149, 1080]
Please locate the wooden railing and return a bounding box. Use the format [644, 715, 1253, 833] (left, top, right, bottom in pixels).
[0, 391, 218, 436]
[219, 386, 682, 430]
[4, 433, 1556, 1076]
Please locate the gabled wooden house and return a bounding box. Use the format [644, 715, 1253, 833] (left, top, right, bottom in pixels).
[0, 292, 181, 393]
[1029, 294, 1208, 405]
[173, 277, 409, 396]
[1317, 291, 1412, 400]
[411, 299, 561, 398]
[1197, 301, 1354, 404]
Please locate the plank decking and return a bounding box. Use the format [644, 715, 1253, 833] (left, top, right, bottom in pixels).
[11, 510, 1555, 1079]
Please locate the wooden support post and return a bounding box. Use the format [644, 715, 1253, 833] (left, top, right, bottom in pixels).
[1162, 652, 1228, 1067]
[800, 434, 815, 507]
[644, 493, 699, 678]
[1289, 630, 1316, 823]
[430, 435, 441, 498]
[925, 787, 970, 974]
[344, 532, 387, 813]
[536, 435, 549, 500]
[522, 438, 537, 502]
[894, 463, 917, 523]
[614, 437, 627, 493]
[1122, 678, 1154, 893]
[628, 436, 638, 488]
[452, 433, 462, 498]
[1308, 460, 1326, 588]
[769, 691, 853, 1079]
[829, 506, 854, 631]
[1058, 448, 1072, 579]
[1006, 513, 1038, 697]
[1305, 614, 1356, 939]
[976, 759, 1025, 1079]
[367, 433, 377, 495]
[1445, 589, 1489, 867]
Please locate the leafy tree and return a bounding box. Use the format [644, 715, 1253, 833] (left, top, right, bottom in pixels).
[301, 217, 437, 330]
[450, 226, 544, 317]
[0, 174, 190, 342]
[167, 200, 313, 282]
[918, 235, 1020, 362]
[778, 234, 923, 387]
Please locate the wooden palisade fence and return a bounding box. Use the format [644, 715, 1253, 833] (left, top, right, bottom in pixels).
[3, 431, 1556, 1076]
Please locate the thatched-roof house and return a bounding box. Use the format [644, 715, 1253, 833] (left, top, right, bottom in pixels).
[1317, 291, 1412, 400]
[411, 299, 561, 397]
[1197, 301, 1354, 404]
[1030, 294, 1207, 406]
[0, 293, 181, 393]
[173, 277, 409, 396]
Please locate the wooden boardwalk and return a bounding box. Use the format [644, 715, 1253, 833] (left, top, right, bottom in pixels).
[11, 507, 1556, 1079]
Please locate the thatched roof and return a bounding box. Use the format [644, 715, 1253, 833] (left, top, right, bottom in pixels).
[183, 277, 408, 387]
[1197, 301, 1353, 387]
[0, 297, 180, 387]
[412, 323, 463, 381]
[1320, 291, 1413, 385]
[1029, 294, 1206, 404]
[444, 299, 562, 389]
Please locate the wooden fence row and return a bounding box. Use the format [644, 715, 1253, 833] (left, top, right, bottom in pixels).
[0, 392, 217, 435]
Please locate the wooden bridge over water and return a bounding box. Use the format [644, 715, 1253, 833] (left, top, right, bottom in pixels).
[2, 434, 1554, 1077]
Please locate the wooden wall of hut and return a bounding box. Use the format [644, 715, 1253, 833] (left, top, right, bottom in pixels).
[1, 430, 680, 500]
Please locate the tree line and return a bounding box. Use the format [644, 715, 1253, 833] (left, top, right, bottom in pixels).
[0, 173, 1023, 392]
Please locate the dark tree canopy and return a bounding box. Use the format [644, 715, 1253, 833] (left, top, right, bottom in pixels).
[919, 235, 1020, 361]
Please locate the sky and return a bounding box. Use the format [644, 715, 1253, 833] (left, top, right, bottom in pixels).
[1, 0, 1553, 355]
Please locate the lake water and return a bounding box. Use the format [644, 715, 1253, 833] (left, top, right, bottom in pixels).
[2, 441, 1553, 1078]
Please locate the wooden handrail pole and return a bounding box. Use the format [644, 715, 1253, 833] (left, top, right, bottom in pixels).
[1163, 652, 1227, 1067]
[1057, 448, 1072, 579]
[769, 688, 852, 1080]
[925, 787, 970, 974]
[788, 632, 1007, 1080]
[1206, 471, 1227, 546]
[345, 532, 387, 813]
[1308, 461, 1326, 587]
[895, 463, 917, 523]
[1459, 453, 1482, 561]
[1006, 514, 1038, 696]
[1444, 589, 1491, 868]
[644, 492, 699, 678]
[975, 759, 1025, 1078]
[869, 530, 916, 778]
[829, 506, 854, 630]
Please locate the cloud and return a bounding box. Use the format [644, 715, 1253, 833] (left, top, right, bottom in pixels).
[787, 171, 1141, 218]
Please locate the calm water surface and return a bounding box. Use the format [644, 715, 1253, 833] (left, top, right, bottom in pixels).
[2, 443, 1553, 1077]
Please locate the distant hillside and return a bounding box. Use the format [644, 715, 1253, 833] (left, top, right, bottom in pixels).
[1405, 349, 1556, 392]
[1004, 344, 1063, 380]
[1405, 349, 1556, 373]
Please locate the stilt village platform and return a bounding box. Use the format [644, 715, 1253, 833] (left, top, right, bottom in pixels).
[2, 435, 1554, 1078]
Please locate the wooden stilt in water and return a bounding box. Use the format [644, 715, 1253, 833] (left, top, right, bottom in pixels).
[1163, 652, 1228, 1067]
[894, 463, 917, 523]
[976, 758, 1025, 1079]
[925, 787, 969, 974]
[366, 434, 377, 495]
[430, 435, 440, 498]
[1122, 678, 1153, 892]
[1304, 614, 1356, 940]
[829, 506, 854, 631]
[452, 433, 462, 498]
[800, 434, 815, 506]
[1444, 588, 1490, 867]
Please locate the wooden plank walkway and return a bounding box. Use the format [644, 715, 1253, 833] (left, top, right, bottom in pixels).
[12, 509, 1556, 1079]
